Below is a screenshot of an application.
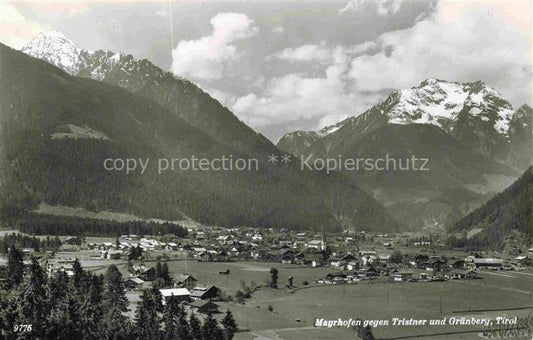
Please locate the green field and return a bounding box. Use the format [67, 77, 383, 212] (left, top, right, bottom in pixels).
[158, 261, 533, 339]
[229, 280, 533, 339]
[164, 260, 333, 295]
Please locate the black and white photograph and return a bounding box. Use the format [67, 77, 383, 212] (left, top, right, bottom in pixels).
[0, 0, 532, 339]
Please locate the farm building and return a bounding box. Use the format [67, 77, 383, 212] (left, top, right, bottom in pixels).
[188, 300, 219, 314]
[473, 258, 503, 269]
[450, 269, 479, 280]
[190, 285, 220, 300]
[175, 274, 198, 291]
[159, 288, 191, 305]
[131, 265, 156, 281]
[124, 277, 145, 290]
[393, 271, 413, 282]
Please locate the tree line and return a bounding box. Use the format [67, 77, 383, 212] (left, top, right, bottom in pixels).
[15, 212, 188, 238]
[0, 246, 238, 339]
[0, 233, 62, 254]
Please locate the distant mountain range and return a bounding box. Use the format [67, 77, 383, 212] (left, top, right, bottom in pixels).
[6, 31, 532, 234]
[448, 166, 532, 249]
[278, 79, 531, 230]
[0, 33, 400, 232]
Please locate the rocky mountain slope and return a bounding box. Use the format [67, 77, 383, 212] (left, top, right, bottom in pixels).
[278, 79, 526, 230]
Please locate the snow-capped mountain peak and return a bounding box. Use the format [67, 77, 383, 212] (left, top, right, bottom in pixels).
[21, 31, 83, 75]
[387, 78, 514, 136]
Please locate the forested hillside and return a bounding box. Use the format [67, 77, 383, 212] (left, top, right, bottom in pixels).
[448, 166, 533, 249]
[0, 43, 399, 232]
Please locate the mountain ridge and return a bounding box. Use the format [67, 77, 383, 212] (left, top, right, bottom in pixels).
[277, 78, 525, 230]
[2, 41, 400, 232]
[21, 31, 274, 157]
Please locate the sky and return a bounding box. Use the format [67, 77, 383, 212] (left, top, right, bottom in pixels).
[1, 0, 532, 142]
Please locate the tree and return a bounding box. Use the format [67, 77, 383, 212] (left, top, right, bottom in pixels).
[104, 264, 128, 312]
[16, 257, 48, 335]
[128, 245, 143, 261]
[163, 297, 189, 340]
[269, 268, 279, 288]
[390, 251, 403, 264]
[5, 246, 24, 289]
[101, 306, 131, 340]
[221, 309, 238, 340]
[45, 282, 83, 339]
[201, 311, 223, 340]
[134, 288, 163, 339]
[101, 265, 131, 339]
[189, 313, 202, 340]
[71, 258, 85, 292]
[78, 273, 105, 339]
[161, 262, 172, 286]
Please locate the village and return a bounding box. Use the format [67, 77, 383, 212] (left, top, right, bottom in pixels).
[9, 224, 526, 320]
[2, 223, 533, 339]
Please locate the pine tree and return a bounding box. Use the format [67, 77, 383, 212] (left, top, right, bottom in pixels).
[5, 245, 24, 289]
[104, 264, 128, 312]
[78, 273, 105, 339]
[269, 268, 279, 288]
[201, 311, 223, 340]
[16, 257, 47, 335]
[101, 305, 131, 340]
[176, 304, 190, 339]
[134, 288, 163, 339]
[189, 312, 202, 340]
[45, 284, 83, 339]
[162, 296, 184, 340]
[161, 262, 172, 287]
[72, 258, 85, 292]
[221, 309, 238, 340]
[155, 261, 163, 278]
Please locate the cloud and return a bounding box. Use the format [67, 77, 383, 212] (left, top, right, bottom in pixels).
[224, 1, 531, 141]
[348, 1, 532, 107]
[171, 12, 258, 81]
[339, 0, 363, 15]
[0, 4, 51, 49]
[269, 41, 377, 65]
[377, 1, 402, 17]
[339, 0, 402, 16]
[268, 41, 332, 64]
[230, 45, 382, 131]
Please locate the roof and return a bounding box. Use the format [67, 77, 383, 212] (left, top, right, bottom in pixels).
[451, 269, 477, 275]
[192, 284, 214, 291]
[126, 277, 145, 284]
[176, 274, 196, 282]
[159, 288, 191, 297]
[473, 258, 503, 264]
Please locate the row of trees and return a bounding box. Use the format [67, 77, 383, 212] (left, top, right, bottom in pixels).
[0, 246, 238, 339]
[0, 233, 62, 254]
[16, 212, 188, 238]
